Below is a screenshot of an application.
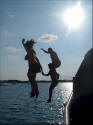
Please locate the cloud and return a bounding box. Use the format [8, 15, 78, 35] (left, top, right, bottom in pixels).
[8, 55, 19, 59]
[5, 47, 22, 53]
[6, 12, 15, 19]
[8, 14, 15, 19]
[38, 34, 58, 42]
[0, 30, 14, 38]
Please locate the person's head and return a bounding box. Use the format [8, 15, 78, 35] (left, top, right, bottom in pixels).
[29, 39, 36, 46]
[25, 39, 36, 49]
[48, 48, 52, 53]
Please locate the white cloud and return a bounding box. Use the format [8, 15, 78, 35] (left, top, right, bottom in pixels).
[5, 47, 22, 53]
[38, 34, 58, 42]
[0, 30, 14, 38]
[8, 14, 15, 19]
[8, 55, 19, 59]
[6, 12, 15, 19]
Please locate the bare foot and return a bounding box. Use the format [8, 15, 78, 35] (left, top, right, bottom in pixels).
[36, 92, 39, 98]
[47, 99, 51, 103]
[30, 92, 35, 98]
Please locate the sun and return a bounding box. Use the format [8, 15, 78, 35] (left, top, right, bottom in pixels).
[63, 2, 84, 30]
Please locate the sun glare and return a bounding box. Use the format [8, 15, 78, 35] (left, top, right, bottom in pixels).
[63, 2, 84, 30]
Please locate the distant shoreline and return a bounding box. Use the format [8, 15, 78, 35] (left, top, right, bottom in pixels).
[0, 80, 73, 83]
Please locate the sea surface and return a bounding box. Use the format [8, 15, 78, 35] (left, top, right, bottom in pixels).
[0, 82, 72, 125]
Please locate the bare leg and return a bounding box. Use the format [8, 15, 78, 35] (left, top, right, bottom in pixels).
[34, 80, 39, 98]
[28, 73, 36, 97]
[32, 73, 39, 98]
[47, 83, 57, 103]
[27, 71, 35, 97]
[29, 73, 39, 98]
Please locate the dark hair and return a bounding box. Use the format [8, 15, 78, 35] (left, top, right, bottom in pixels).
[29, 39, 35, 43]
[48, 48, 52, 52]
[25, 40, 33, 49]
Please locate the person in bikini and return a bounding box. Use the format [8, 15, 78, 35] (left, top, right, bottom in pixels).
[42, 64, 59, 103]
[41, 47, 61, 77]
[22, 38, 43, 98]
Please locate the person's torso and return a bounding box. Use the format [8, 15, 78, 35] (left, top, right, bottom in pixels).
[27, 48, 37, 67]
[50, 51, 60, 62]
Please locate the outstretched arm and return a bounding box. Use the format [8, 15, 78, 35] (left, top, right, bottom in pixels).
[22, 38, 28, 52]
[41, 48, 49, 54]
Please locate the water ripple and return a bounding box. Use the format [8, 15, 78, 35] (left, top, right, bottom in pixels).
[0, 82, 72, 125]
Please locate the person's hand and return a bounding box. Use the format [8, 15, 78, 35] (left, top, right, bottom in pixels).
[41, 48, 44, 51]
[41, 70, 44, 75]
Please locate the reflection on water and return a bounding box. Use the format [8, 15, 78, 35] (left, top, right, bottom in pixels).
[0, 82, 72, 125]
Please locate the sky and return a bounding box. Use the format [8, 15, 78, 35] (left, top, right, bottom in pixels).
[0, 0, 92, 81]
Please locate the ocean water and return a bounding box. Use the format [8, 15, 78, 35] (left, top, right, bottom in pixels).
[0, 82, 72, 125]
